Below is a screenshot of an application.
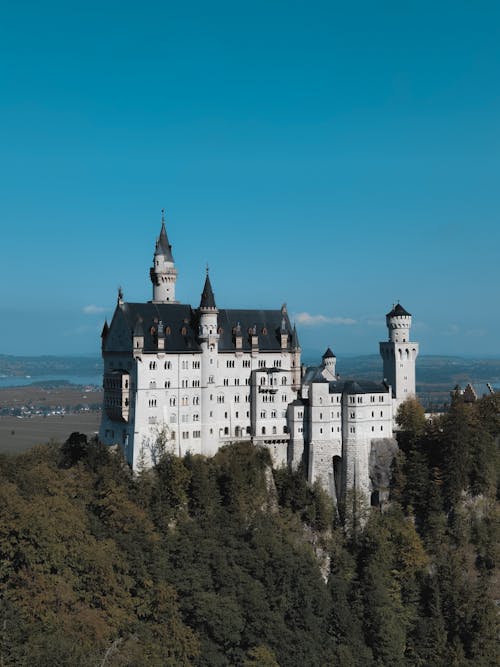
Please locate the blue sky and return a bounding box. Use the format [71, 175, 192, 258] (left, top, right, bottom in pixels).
[1, 1, 499, 357]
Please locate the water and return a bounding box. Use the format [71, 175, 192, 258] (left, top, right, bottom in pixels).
[0, 375, 102, 389]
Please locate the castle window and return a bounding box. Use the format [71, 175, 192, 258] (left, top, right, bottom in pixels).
[357, 396, 362, 404]
[371, 396, 375, 403]
[262, 427, 266, 435]
[350, 412, 355, 418]
[260, 411, 266, 418]
[379, 396, 384, 402]
[349, 396, 355, 404]
[380, 411, 383, 417]
[165, 326, 171, 335]
[181, 327, 187, 336]
[282, 377, 287, 385]
[262, 327, 267, 335]
[164, 361, 171, 370]
[235, 378, 239, 386]
[170, 415, 177, 423]
[149, 381, 156, 389]
[272, 426, 277, 434]
[372, 426, 374, 432]
[235, 395, 240, 403]
[243, 359, 250, 368]
[320, 428, 323, 434]
[170, 398, 176, 406]
[319, 412, 323, 420]
[271, 410, 277, 418]
[350, 426, 355, 433]
[149, 361, 156, 370]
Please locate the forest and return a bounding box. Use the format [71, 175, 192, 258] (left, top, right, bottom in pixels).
[0, 393, 498, 666]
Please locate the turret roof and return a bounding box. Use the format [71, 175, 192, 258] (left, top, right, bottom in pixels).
[386, 303, 411, 318]
[322, 347, 336, 359]
[199, 272, 217, 309]
[155, 219, 174, 262]
[291, 324, 300, 350]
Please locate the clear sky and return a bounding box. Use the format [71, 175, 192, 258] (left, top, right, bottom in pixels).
[1, 1, 499, 358]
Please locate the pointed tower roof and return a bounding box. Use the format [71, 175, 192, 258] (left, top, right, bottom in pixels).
[386, 303, 411, 318]
[291, 324, 300, 349]
[199, 270, 217, 310]
[101, 319, 109, 339]
[322, 347, 336, 359]
[155, 210, 174, 262]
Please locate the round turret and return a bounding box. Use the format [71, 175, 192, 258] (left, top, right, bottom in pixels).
[386, 303, 412, 343]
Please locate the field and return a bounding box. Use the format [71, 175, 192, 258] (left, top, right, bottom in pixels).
[0, 383, 102, 454]
[0, 413, 101, 454]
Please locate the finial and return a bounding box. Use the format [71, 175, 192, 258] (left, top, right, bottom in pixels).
[206, 262, 209, 276]
[161, 208, 165, 224]
[117, 286, 123, 303]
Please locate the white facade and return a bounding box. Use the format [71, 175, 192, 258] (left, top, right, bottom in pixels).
[99, 219, 418, 505]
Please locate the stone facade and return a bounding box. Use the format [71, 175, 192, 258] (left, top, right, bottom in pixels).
[99, 218, 418, 504]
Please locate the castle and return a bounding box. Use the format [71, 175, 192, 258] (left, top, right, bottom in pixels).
[99, 216, 419, 505]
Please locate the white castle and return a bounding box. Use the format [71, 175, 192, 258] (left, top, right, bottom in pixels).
[99, 216, 419, 505]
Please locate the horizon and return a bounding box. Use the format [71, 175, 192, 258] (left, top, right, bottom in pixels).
[1, 2, 499, 357]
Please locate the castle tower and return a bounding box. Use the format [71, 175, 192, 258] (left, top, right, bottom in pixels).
[198, 269, 220, 455]
[379, 303, 419, 411]
[321, 347, 336, 380]
[150, 211, 177, 303]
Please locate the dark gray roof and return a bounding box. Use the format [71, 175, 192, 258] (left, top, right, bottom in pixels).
[322, 347, 336, 359]
[200, 273, 217, 309]
[104, 303, 295, 354]
[106, 302, 201, 354]
[387, 303, 411, 318]
[291, 325, 300, 350]
[339, 380, 389, 395]
[155, 221, 174, 262]
[217, 309, 293, 352]
[289, 398, 307, 407]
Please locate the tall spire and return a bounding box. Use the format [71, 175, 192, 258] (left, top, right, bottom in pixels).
[199, 269, 217, 310]
[150, 210, 177, 303]
[155, 209, 174, 262]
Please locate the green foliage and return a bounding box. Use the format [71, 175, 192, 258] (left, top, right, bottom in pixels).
[0, 419, 498, 666]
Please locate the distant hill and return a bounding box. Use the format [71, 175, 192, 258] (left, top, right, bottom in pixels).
[0, 355, 103, 378]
